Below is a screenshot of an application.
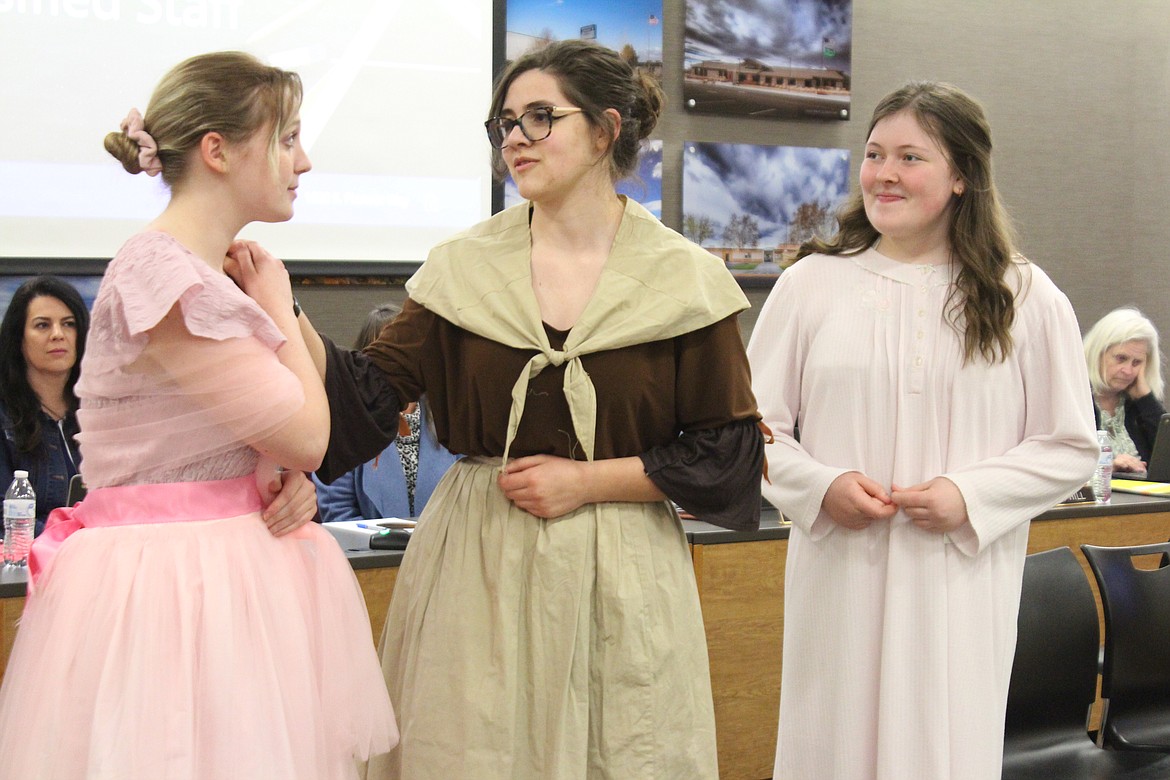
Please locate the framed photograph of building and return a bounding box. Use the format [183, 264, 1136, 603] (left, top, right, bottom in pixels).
[683, 0, 852, 120]
[682, 141, 850, 286]
[504, 0, 663, 82]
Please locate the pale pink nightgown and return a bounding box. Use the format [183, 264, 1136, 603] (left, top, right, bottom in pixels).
[748, 249, 1097, 780]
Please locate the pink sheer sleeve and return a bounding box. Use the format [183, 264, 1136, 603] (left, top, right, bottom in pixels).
[77, 233, 304, 487]
[106, 232, 286, 347]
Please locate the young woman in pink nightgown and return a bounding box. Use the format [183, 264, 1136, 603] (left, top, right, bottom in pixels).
[749, 82, 1098, 780]
[0, 51, 396, 779]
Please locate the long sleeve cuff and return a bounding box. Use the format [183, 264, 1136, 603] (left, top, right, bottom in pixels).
[640, 418, 764, 531]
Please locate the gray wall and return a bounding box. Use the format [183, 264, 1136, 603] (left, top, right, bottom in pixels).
[300, 0, 1170, 352]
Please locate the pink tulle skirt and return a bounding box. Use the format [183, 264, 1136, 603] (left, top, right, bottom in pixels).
[0, 478, 397, 779]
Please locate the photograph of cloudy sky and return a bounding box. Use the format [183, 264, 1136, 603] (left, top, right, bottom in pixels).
[683, 141, 849, 281]
[684, 0, 852, 120]
[505, 0, 663, 72]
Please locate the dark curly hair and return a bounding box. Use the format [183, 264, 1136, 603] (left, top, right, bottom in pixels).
[487, 39, 664, 183]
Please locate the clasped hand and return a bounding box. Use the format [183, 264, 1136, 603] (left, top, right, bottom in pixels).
[823, 472, 968, 533]
[497, 454, 587, 519]
[224, 240, 294, 320]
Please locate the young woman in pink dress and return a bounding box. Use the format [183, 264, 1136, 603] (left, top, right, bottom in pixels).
[0, 51, 396, 778]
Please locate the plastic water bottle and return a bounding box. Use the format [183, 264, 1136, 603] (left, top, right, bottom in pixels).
[3, 470, 36, 567]
[1093, 430, 1113, 505]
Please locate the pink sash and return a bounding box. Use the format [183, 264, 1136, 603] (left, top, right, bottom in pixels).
[29, 476, 264, 588]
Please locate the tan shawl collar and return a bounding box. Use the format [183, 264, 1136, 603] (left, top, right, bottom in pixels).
[407, 197, 749, 464]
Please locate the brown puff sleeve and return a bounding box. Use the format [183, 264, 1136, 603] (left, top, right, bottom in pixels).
[317, 333, 402, 484]
[640, 315, 764, 531]
[640, 420, 763, 531]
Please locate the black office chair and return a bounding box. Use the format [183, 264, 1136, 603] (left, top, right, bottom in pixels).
[1002, 547, 1170, 779]
[1082, 542, 1170, 753]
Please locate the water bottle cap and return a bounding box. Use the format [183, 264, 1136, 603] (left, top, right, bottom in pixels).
[12, 470, 27, 479]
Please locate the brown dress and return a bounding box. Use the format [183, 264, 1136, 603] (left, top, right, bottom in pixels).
[335, 199, 761, 779]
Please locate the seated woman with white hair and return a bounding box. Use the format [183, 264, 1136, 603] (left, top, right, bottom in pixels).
[1084, 307, 1167, 473]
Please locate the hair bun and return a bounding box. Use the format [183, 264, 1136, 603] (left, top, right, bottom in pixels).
[103, 131, 144, 175]
[631, 70, 665, 140]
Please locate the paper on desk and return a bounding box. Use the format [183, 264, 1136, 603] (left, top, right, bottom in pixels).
[1110, 479, 1170, 496]
[322, 520, 385, 550]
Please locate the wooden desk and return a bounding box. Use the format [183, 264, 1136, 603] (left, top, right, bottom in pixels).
[348, 549, 403, 645]
[4, 495, 1170, 780]
[690, 520, 788, 780]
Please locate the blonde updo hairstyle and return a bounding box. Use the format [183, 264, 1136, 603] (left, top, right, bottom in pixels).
[103, 51, 303, 189]
[487, 39, 664, 182]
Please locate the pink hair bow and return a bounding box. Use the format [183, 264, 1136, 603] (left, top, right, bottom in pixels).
[120, 108, 163, 177]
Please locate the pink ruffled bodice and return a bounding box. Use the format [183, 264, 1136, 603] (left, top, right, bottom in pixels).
[76, 232, 304, 487]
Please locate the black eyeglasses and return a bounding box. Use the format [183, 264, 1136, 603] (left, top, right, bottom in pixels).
[484, 106, 584, 149]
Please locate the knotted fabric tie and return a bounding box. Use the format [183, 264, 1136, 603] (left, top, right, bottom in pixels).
[502, 348, 597, 466]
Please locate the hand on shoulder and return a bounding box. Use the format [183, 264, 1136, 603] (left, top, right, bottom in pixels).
[225, 240, 293, 320]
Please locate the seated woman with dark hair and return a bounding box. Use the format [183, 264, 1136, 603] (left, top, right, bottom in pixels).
[1084, 306, 1167, 473]
[0, 275, 88, 535]
[313, 303, 459, 521]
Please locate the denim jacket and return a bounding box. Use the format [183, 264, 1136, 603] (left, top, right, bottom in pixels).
[0, 399, 81, 536]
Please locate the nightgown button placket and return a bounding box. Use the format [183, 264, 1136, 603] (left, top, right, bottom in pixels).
[909, 267, 932, 394]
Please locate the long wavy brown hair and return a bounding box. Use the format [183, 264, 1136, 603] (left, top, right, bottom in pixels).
[799, 81, 1020, 364]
